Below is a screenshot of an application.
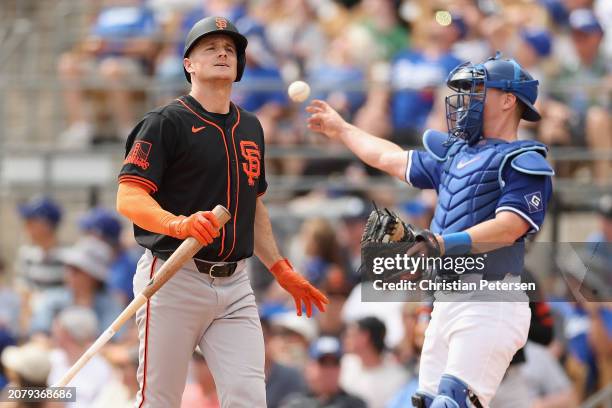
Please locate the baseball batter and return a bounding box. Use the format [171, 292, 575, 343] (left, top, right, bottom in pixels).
[116, 16, 328, 408]
[307, 53, 554, 407]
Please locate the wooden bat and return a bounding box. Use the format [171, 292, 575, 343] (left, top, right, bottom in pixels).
[54, 205, 231, 387]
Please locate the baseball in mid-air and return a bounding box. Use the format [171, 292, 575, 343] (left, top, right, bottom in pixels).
[287, 80, 311, 103]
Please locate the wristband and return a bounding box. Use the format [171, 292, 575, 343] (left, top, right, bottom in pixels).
[442, 232, 472, 255]
[270, 258, 293, 276]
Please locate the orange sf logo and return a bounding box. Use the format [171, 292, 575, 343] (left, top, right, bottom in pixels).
[215, 17, 228, 30]
[240, 141, 260, 186]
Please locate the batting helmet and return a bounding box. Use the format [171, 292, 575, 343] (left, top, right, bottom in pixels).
[445, 52, 540, 145]
[183, 16, 248, 83]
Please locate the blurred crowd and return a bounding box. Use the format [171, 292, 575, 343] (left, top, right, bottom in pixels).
[0, 192, 610, 408]
[56, 0, 611, 182]
[1, 0, 611, 407]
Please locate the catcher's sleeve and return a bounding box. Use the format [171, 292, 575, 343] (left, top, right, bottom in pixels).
[406, 150, 443, 190]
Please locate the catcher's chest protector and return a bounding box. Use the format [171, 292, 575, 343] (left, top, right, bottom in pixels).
[427, 138, 548, 234]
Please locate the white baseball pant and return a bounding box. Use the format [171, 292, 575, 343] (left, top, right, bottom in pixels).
[132, 250, 266, 408]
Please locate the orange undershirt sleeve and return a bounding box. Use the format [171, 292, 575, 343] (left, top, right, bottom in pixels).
[117, 181, 186, 238]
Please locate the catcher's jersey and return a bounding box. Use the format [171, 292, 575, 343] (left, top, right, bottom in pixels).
[406, 130, 553, 236]
[405, 130, 553, 279]
[118, 95, 267, 262]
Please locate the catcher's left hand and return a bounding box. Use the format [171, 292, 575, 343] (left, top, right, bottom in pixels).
[360, 205, 441, 254]
[270, 259, 329, 317]
[360, 206, 442, 280]
[361, 207, 412, 244]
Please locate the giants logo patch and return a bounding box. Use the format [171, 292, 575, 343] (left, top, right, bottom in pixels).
[215, 17, 228, 30]
[240, 141, 260, 186]
[524, 191, 543, 213]
[124, 141, 151, 170]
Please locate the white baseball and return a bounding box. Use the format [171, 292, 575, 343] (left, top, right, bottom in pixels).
[288, 81, 311, 103]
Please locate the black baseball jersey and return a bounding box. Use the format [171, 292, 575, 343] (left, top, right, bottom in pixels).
[118, 95, 267, 262]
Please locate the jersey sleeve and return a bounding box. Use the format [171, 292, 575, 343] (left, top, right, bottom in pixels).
[118, 112, 177, 193]
[496, 166, 553, 234]
[406, 150, 442, 190]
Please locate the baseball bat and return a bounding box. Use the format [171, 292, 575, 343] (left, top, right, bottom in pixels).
[54, 205, 231, 387]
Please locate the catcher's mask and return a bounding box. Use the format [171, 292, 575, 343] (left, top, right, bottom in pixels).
[445, 52, 540, 146]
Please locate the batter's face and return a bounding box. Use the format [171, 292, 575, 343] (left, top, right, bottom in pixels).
[185, 34, 238, 83]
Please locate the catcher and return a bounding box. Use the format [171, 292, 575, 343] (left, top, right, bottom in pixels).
[307, 53, 553, 407]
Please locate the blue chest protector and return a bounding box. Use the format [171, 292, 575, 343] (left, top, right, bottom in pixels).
[422, 130, 552, 279]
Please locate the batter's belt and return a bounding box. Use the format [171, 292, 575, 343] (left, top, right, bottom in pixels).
[152, 250, 239, 278]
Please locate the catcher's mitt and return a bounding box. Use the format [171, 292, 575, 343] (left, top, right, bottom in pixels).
[360, 206, 441, 282]
[361, 207, 413, 244]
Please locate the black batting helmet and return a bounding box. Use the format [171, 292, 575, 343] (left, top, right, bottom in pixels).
[183, 16, 248, 83]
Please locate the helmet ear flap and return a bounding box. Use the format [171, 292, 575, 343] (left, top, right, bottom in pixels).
[235, 51, 246, 82]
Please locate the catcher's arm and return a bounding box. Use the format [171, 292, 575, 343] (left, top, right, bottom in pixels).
[464, 211, 530, 253]
[306, 99, 409, 181]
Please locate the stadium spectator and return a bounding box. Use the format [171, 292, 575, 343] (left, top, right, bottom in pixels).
[389, 17, 463, 145]
[387, 304, 431, 408]
[521, 342, 579, 408]
[307, 31, 366, 118]
[355, 0, 409, 62]
[79, 207, 139, 305]
[0, 259, 21, 340]
[15, 197, 66, 290]
[29, 237, 122, 336]
[340, 317, 408, 408]
[181, 350, 219, 408]
[264, 0, 327, 74]
[232, 18, 288, 144]
[57, 0, 159, 146]
[90, 346, 139, 408]
[260, 311, 306, 408]
[338, 198, 371, 281]
[550, 299, 612, 400]
[298, 218, 349, 295]
[342, 283, 406, 349]
[0, 328, 17, 390]
[1, 342, 51, 408]
[586, 194, 612, 267]
[280, 336, 366, 408]
[399, 196, 435, 230]
[269, 312, 318, 369]
[47, 307, 114, 407]
[545, 8, 611, 182]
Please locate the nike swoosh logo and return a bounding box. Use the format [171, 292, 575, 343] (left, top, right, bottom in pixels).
[192, 125, 205, 133]
[457, 156, 481, 169]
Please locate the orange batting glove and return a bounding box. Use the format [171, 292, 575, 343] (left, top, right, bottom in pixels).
[270, 259, 329, 317]
[168, 211, 220, 245]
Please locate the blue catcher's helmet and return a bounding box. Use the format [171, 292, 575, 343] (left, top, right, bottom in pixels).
[445, 52, 540, 145]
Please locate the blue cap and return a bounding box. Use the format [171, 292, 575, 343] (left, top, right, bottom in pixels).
[569, 9, 603, 33]
[0, 328, 16, 354]
[18, 196, 62, 226]
[309, 336, 342, 361]
[539, 0, 569, 26]
[520, 28, 552, 57]
[79, 207, 122, 244]
[401, 200, 429, 217]
[258, 302, 290, 321]
[451, 13, 468, 40]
